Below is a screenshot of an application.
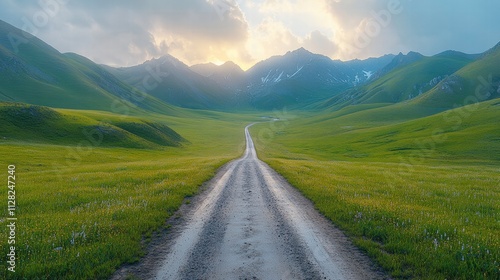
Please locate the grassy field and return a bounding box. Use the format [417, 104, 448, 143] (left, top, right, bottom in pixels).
[251, 101, 500, 279]
[0, 97, 498, 279]
[0, 107, 254, 279]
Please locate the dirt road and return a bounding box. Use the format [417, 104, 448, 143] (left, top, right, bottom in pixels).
[115, 124, 387, 279]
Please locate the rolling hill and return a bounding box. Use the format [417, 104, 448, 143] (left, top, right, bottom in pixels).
[256, 97, 500, 163]
[0, 102, 186, 148]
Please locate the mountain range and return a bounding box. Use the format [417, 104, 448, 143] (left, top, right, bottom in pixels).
[104, 47, 395, 110]
[1, 17, 498, 280]
[0, 20, 184, 116]
[1, 19, 499, 114]
[241, 48, 394, 109]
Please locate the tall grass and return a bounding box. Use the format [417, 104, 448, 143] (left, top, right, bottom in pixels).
[0, 112, 250, 279]
[261, 159, 499, 279]
[250, 100, 500, 279]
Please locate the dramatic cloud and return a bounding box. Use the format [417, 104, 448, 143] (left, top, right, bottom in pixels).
[246, 17, 301, 61]
[0, 0, 249, 66]
[0, 0, 499, 69]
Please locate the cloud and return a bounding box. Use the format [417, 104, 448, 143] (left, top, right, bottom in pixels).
[243, 0, 338, 66]
[1, 0, 499, 69]
[246, 17, 301, 62]
[0, 0, 250, 66]
[326, 0, 500, 59]
[303, 31, 338, 57]
[325, 0, 405, 59]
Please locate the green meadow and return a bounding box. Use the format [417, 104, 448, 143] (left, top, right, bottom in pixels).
[251, 100, 500, 279]
[0, 97, 499, 280]
[0, 104, 254, 279]
[0, 98, 499, 279]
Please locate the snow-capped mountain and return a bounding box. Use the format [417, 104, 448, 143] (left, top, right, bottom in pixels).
[242, 48, 394, 109]
[106, 48, 395, 110]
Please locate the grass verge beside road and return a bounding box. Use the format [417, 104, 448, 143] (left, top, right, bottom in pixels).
[0, 110, 249, 279]
[250, 102, 500, 279]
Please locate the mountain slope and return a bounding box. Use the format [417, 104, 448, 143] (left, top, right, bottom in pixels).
[413, 42, 500, 108]
[190, 62, 220, 77]
[0, 20, 180, 115]
[191, 61, 247, 93]
[0, 102, 186, 148]
[260, 98, 500, 162]
[105, 56, 236, 110]
[370, 51, 425, 81]
[321, 52, 475, 110]
[243, 48, 394, 109]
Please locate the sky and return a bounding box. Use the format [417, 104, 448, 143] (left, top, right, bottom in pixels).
[1, 0, 499, 70]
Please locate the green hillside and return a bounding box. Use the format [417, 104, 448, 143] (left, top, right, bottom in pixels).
[258, 99, 500, 163]
[322, 52, 475, 110]
[0, 20, 180, 115]
[0, 107, 254, 279]
[414, 43, 500, 109]
[251, 98, 500, 279]
[0, 103, 186, 148]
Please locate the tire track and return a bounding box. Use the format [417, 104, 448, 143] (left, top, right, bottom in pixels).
[117, 124, 389, 280]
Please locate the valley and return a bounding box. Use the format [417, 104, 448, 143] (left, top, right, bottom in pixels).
[0, 107, 252, 279]
[120, 126, 387, 280]
[0, 17, 499, 280]
[250, 101, 499, 279]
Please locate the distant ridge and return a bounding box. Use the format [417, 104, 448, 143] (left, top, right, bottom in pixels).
[105, 55, 236, 109]
[370, 51, 424, 81]
[1, 19, 499, 112]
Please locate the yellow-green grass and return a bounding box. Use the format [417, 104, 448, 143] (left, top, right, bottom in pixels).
[0, 109, 253, 279]
[250, 102, 500, 279]
[262, 159, 498, 279]
[258, 99, 500, 164]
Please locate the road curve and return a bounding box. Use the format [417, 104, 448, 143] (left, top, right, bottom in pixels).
[151, 124, 387, 279]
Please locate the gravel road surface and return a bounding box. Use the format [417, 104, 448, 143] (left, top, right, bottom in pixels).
[113, 124, 388, 280]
